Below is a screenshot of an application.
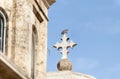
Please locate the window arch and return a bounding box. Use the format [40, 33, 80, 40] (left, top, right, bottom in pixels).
[0, 11, 6, 53]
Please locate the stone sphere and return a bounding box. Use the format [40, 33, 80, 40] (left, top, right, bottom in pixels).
[57, 59, 72, 71]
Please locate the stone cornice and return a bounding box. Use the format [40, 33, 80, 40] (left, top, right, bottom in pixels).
[47, 0, 56, 6]
[42, 0, 56, 9]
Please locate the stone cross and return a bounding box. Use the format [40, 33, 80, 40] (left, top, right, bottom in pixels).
[54, 33, 77, 59]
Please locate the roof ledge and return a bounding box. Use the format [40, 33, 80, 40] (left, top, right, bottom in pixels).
[42, 0, 56, 9]
[47, 0, 56, 6]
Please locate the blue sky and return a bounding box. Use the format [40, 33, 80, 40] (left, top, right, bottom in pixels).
[47, 0, 120, 79]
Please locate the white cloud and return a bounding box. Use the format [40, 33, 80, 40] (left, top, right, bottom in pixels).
[82, 19, 120, 34]
[73, 58, 99, 71]
[114, 0, 120, 6]
[102, 64, 120, 79]
[107, 64, 120, 73]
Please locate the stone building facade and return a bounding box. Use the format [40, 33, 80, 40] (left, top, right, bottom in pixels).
[0, 0, 55, 79]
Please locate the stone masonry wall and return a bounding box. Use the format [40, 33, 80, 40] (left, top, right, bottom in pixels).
[0, 0, 49, 79]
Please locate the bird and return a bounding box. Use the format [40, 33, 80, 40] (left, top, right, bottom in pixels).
[61, 29, 68, 35]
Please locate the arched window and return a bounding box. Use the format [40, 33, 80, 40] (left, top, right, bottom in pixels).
[0, 11, 6, 52]
[31, 26, 37, 79]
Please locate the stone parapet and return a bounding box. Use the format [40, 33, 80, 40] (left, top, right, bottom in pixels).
[47, 71, 96, 79]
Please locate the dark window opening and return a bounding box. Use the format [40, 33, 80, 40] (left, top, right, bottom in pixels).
[0, 12, 5, 52]
[31, 30, 37, 79]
